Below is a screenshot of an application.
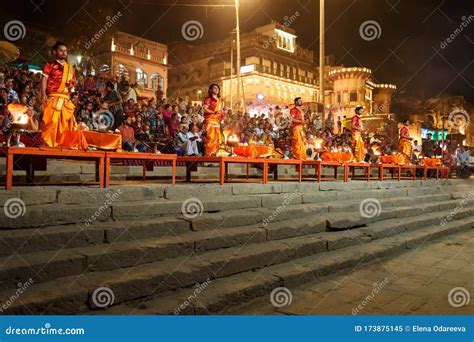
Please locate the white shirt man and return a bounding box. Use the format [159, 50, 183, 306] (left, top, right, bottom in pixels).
[177, 125, 200, 156]
[413, 140, 422, 152]
[456, 148, 470, 165]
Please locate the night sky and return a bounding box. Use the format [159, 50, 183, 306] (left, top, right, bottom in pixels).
[1, 0, 473, 102]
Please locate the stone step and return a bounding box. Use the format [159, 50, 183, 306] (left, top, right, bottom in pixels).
[1, 203, 472, 314]
[99, 215, 474, 315]
[0, 179, 462, 208]
[0, 191, 465, 257]
[2, 200, 468, 291]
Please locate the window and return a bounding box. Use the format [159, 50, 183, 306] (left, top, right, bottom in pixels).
[151, 73, 164, 90]
[337, 93, 341, 103]
[275, 29, 296, 53]
[136, 68, 148, 88]
[350, 91, 358, 102]
[98, 64, 110, 73]
[115, 64, 129, 80]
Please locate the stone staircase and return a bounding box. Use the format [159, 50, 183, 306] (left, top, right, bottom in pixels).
[0, 179, 472, 314]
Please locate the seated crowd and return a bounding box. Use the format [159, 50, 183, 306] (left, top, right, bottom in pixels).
[0, 67, 471, 177]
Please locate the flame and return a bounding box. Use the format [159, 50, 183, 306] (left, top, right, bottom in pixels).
[373, 145, 381, 156]
[14, 113, 29, 125]
[7, 104, 29, 125]
[313, 138, 323, 150]
[228, 134, 239, 142]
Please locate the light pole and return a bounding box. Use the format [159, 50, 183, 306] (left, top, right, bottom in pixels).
[319, 0, 325, 125]
[235, 0, 243, 112]
[230, 35, 235, 110]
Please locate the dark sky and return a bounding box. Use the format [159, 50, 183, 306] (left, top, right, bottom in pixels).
[1, 0, 473, 102]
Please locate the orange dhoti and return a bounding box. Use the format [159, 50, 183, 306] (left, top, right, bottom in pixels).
[399, 138, 412, 156]
[42, 94, 77, 148]
[352, 131, 365, 162]
[399, 138, 412, 164]
[204, 116, 221, 156]
[291, 125, 307, 160]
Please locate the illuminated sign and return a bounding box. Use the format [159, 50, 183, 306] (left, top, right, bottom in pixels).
[421, 128, 448, 141]
[240, 64, 255, 74]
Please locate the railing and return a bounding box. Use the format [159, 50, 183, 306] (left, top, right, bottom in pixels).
[113, 45, 165, 64]
[214, 65, 316, 85]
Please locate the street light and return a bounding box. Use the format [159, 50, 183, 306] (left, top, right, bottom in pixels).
[235, 0, 244, 113]
[319, 0, 325, 125]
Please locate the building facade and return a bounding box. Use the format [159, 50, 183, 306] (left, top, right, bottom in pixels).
[327, 67, 397, 133]
[168, 22, 318, 110]
[90, 32, 169, 98]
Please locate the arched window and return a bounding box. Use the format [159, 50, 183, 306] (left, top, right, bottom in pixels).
[135, 68, 148, 88]
[115, 64, 129, 80]
[151, 72, 164, 90]
[99, 64, 110, 73]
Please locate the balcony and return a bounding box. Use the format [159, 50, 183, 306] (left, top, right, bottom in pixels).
[213, 65, 316, 85]
[112, 44, 167, 65]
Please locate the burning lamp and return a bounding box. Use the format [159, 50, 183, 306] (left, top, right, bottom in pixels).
[6, 103, 29, 147]
[226, 133, 240, 156]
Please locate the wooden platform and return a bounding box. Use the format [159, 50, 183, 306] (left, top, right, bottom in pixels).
[0, 147, 451, 189]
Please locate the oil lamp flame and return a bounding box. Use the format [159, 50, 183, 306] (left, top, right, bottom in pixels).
[7, 104, 29, 127]
[227, 134, 240, 147]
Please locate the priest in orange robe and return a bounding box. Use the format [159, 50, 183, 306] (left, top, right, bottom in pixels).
[40, 41, 77, 148]
[202, 84, 224, 156]
[290, 97, 307, 160]
[399, 119, 413, 163]
[351, 105, 365, 162]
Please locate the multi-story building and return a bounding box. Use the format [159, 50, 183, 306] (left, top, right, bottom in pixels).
[89, 32, 169, 98]
[327, 67, 397, 133]
[168, 22, 318, 109]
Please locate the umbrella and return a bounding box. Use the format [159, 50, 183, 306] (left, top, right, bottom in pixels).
[0, 41, 20, 64]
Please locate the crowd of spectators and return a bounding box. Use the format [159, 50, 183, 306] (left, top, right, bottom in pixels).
[0, 66, 471, 177]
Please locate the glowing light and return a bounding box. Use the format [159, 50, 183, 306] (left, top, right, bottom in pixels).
[240, 64, 255, 74]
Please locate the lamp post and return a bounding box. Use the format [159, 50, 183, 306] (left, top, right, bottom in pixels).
[230, 37, 234, 110]
[235, 0, 243, 113]
[319, 0, 325, 124]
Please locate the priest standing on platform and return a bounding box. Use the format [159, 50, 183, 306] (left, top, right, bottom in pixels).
[290, 97, 307, 160]
[351, 105, 365, 162]
[40, 41, 77, 148]
[202, 84, 224, 156]
[399, 119, 413, 163]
